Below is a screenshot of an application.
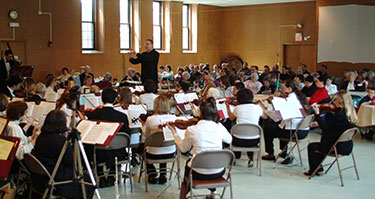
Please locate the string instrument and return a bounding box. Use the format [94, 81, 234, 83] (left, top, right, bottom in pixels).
[158, 118, 199, 130]
[84, 105, 104, 116]
[222, 99, 240, 106]
[138, 111, 155, 122]
[183, 98, 201, 106]
[134, 91, 145, 96]
[304, 103, 340, 112]
[163, 90, 179, 98]
[6, 42, 21, 67]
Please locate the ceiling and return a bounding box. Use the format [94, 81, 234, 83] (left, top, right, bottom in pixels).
[170, 0, 315, 7]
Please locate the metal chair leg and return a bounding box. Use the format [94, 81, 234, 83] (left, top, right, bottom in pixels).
[138, 158, 143, 183]
[334, 149, 344, 187]
[296, 142, 303, 166]
[145, 161, 148, 192]
[351, 153, 360, 180]
[169, 161, 175, 181]
[325, 159, 337, 174]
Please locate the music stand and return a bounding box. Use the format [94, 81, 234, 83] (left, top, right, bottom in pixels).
[9, 65, 34, 78]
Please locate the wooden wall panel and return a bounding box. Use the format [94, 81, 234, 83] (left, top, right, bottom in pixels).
[220, 1, 316, 70]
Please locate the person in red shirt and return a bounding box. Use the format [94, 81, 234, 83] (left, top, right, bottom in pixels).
[309, 76, 330, 104]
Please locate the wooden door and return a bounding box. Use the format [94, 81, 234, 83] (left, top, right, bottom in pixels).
[283, 44, 316, 72]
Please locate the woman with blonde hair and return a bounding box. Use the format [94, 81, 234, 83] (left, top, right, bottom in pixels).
[304, 90, 357, 176]
[143, 94, 177, 184]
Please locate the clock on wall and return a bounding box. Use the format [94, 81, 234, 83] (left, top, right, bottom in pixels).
[8, 9, 19, 20]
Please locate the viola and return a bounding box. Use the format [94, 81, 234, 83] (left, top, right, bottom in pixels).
[304, 103, 340, 112]
[158, 118, 199, 130]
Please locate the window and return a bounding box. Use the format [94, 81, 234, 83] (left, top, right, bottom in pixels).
[182, 4, 190, 50]
[153, 1, 162, 50]
[81, 0, 95, 50]
[120, 0, 131, 50]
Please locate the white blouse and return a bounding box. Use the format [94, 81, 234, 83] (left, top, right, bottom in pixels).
[232, 103, 263, 139]
[139, 93, 158, 111]
[174, 120, 232, 174]
[5, 120, 34, 160]
[145, 114, 177, 155]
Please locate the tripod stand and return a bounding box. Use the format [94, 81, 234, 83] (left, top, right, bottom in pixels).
[42, 102, 101, 199]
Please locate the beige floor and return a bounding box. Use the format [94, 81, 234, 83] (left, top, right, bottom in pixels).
[97, 132, 375, 199]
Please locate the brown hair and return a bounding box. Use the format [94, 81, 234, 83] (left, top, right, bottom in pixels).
[46, 75, 57, 87]
[7, 101, 28, 121]
[0, 94, 9, 112]
[118, 87, 132, 107]
[153, 94, 170, 115]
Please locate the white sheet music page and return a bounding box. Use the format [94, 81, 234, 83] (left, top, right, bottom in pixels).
[45, 92, 58, 102]
[39, 101, 56, 115]
[272, 93, 303, 120]
[127, 105, 147, 128]
[85, 96, 103, 110]
[83, 124, 105, 144]
[163, 126, 174, 141]
[77, 120, 95, 140]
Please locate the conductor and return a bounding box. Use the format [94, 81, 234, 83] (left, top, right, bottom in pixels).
[129, 39, 159, 85]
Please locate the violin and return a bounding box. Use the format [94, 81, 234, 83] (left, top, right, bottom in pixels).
[158, 118, 199, 130]
[138, 111, 155, 122]
[183, 99, 201, 106]
[304, 103, 340, 113]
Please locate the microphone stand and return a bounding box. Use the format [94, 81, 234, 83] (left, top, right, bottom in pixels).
[42, 99, 101, 199]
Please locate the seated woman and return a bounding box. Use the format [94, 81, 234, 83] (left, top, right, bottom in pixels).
[4, 101, 40, 160]
[261, 80, 310, 164]
[227, 88, 266, 167]
[46, 75, 58, 94]
[244, 73, 262, 94]
[168, 98, 232, 199]
[81, 75, 93, 94]
[304, 90, 357, 176]
[32, 110, 94, 199]
[217, 75, 234, 98]
[342, 71, 366, 91]
[115, 87, 133, 110]
[139, 79, 158, 111]
[226, 88, 266, 167]
[143, 94, 177, 184]
[309, 76, 330, 104]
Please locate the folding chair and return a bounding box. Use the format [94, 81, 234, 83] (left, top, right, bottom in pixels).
[93, 132, 134, 192]
[187, 150, 235, 199]
[275, 115, 315, 166]
[230, 123, 263, 176]
[309, 127, 360, 187]
[23, 153, 61, 199]
[138, 132, 180, 193]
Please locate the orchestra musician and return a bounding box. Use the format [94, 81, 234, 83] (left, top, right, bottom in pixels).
[304, 90, 358, 176]
[261, 80, 310, 165]
[0, 50, 21, 87]
[167, 97, 232, 199]
[0, 75, 23, 98]
[86, 87, 131, 188]
[120, 68, 141, 87]
[226, 88, 266, 167]
[129, 39, 160, 85]
[143, 94, 177, 184]
[138, 79, 158, 111]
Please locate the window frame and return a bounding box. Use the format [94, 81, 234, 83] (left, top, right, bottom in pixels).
[81, 0, 96, 50]
[120, 0, 131, 50]
[182, 4, 190, 50]
[153, 1, 163, 50]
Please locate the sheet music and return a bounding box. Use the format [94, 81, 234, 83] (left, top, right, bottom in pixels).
[127, 105, 147, 128]
[83, 124, 104, 144]
[85, 96, 103, 110]
[174, 93, 198, 104]
[57, 89, 65, 96]
[39, 101, 56, 115]
[129, 86, 144, 93]
[215, 98, 234, 119]
[0, 138, 14, 160]
[271, 93, 303, 121]
[30, 105, 46, 122]
[77, 120, 95, 140]
[0, 117, 8, 134]
[45, 92, 58, 102]
[114, 106, 128, 115]
[25, 102, 35, 117]
[162, 126, 174, 141]
[80, 94, 95, 106]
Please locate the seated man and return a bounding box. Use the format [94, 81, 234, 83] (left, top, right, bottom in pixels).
[309, 76, 330, 104]
[0, 76, 23, 97]
[86, 87, 131, 187]
[301, 75, 318, 97]
[27, 82, 47, 102]
[120, 68, 140, 87]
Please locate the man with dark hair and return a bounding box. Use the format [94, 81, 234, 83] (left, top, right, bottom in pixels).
[0, 76, 23, 97]
[317, 64, 328, 80]
[0, 50, 21, 92]
[301, 75, 318, 97]
[129, 39, 160, 85]
[86, 87, 131, 188]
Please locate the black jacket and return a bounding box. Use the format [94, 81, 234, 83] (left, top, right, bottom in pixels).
[129, 49, 159, 85]
[341, 81, 366, 92]
[301, 84, 318, 97]
[87, 106, 131, 134]
[315, 110, 355, 155]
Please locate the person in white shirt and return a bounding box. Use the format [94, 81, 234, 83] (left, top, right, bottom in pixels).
[143, 94, 177, 184]
[294, 75, 305, 91]
[260, 80, 310, 165]
[168, 98, 232, 199]
[218, 75, 234, 98]
[138, 79, 158, 111]
[4, 101, 40, 160]
[226, 88, 266, 167]
[325, 76, 338, 96]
